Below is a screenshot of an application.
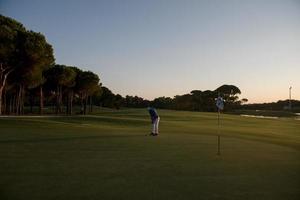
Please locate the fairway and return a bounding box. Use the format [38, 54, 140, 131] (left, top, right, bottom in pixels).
[0, 109, 299, 200]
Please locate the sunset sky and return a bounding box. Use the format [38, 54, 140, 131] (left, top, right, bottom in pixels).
[1, 0, 299, 103]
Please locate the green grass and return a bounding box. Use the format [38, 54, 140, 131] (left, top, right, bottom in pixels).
[0, 108, 299, 200]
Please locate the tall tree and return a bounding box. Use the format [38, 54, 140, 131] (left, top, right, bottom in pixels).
[152, 96, 173, 109]
[215, 84, 241, 110]
[63, 67, 77, 115]
[1, 15, 54, 115]
[89, 84, 103, 112]
[190, 90, 203, 111]
[45, 65, 76, 114]
[75, 71, 100, 114]
[10, 31, 54, 114]
[0, 15, 26, 114]
[96, 87, 115, 108]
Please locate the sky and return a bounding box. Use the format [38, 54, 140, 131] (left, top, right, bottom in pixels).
[1, 0, 299, 103]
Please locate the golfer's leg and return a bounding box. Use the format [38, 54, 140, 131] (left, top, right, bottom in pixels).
[152, 119, 156, 134]
[155, 117, 160, 134]
[152, 122, 155, 134]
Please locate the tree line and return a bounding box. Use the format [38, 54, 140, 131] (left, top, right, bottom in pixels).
[0, 15, 104, 115]
[1, 15, 247, 115]
[91, 84, 246, 112]
[151, 85, 246, 112]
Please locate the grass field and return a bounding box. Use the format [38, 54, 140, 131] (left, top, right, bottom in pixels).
[0, 108, 299, 200]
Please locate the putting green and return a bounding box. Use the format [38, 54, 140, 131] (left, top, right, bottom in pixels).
[0, 109, 299, 200]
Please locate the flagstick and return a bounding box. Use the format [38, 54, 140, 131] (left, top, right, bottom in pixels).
[217, 108, 221, 155]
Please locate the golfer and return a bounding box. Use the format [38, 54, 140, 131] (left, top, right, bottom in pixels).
[147, 107, 160, 136]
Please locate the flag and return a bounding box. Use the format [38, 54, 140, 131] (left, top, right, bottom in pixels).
[216, 96, 224, 110]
